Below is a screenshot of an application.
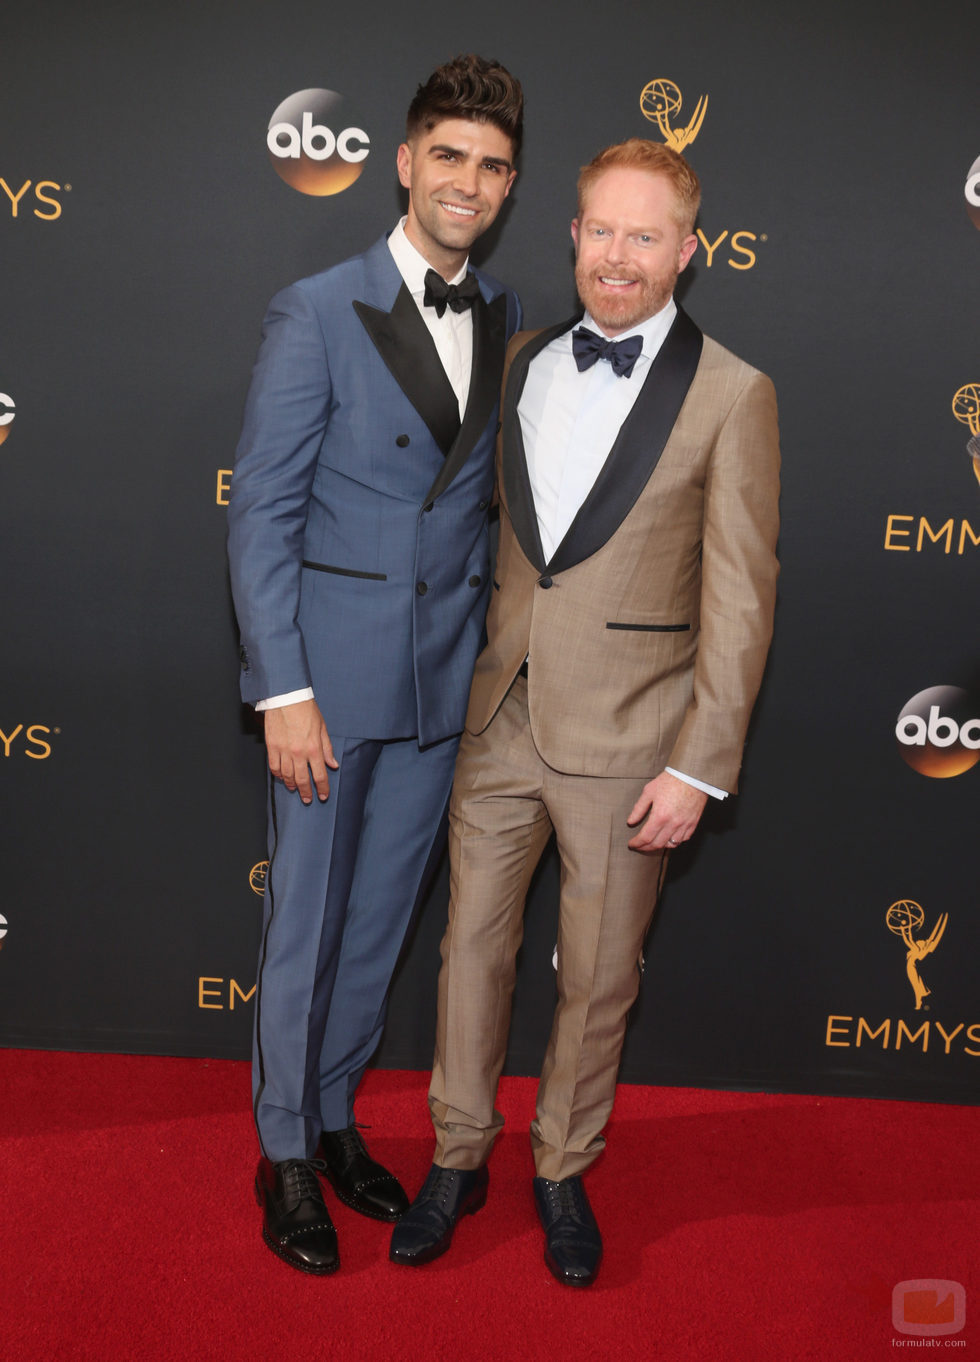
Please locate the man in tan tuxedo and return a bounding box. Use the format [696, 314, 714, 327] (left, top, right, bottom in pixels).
[390, 138, 780, 1286]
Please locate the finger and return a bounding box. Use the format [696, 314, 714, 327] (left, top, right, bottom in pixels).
[628, 828, 663, 852]
[321, 733, 340, 772]
[627, 818, 662, 852]
[309, 755, 331, 802]
[626, 793, 652, 828]
[293, 766, 314, 804]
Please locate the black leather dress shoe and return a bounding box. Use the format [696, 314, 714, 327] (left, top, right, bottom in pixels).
[317, 1126, 409, 1222]
[254, 1157, 339, 1275]
[389, 1163, 489, 1266]
[532, 1175, 602, 1287]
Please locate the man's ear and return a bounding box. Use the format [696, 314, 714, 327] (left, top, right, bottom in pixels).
[677, 233, 698, 273]
[570, 218, 580, 251]
[396, 142, 412, 190]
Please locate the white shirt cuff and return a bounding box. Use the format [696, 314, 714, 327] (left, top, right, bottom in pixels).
[255, 687, 315, 712]
[666, 766, 728, 800]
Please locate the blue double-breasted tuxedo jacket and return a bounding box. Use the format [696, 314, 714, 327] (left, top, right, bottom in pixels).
[227, 235, 522, 746]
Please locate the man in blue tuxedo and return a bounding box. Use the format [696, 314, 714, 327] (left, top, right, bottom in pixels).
[227, 54, 523, 1275]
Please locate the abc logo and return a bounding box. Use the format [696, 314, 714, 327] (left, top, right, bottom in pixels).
[895, 685, 980, 778]
[0, 392, 14, 447]
[267, 89, 369, 196]
[966, 155, 980, 231]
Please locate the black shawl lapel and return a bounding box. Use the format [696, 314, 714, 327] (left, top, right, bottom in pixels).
[547, 307, 704, 574]
[353, 284, 461, 456]
[424, 289, 508, 504]
[500, 319, 577, 573]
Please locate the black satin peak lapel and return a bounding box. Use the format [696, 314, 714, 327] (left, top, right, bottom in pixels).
[353, 284, 460, 457]
[424, 290, 508, 505]
[500, 319, 576, 573]
[547, 308, 704, 574]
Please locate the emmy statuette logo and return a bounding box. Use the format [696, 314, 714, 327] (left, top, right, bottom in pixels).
[639, 78, 707, 151]
[267, 89, 370, 196]
[249, 861, 268, 895]
[0, 392, 14, 447]
[0, 912, 7, 951]
[825, 895, 976, 1058]
[951, 383, 980, 486]
[885, 901, 947, 1011]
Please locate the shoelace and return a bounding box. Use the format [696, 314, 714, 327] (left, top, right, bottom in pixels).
[330, 1125, 368, 1164]
[423, 1166, 465, 1208]
[280, 1158, 327, 1207]
[541, 1179, 587, 1221]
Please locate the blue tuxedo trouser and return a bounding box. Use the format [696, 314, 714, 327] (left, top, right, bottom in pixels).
[252, 730, 459, 1160]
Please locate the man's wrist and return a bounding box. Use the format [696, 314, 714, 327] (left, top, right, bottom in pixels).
[256, 687, 315, 712]
[665, 766, 727, 800]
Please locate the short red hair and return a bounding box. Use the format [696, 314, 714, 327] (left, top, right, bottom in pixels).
[577, 139, 701, 234]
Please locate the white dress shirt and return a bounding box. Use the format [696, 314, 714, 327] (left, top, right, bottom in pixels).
[518, 299, 725, 801]
[520, 302, 677, 561]
[257, 220, 474, 713]
[386, 217, 473, 419]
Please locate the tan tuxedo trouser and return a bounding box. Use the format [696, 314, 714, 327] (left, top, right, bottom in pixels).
[429, 674, 667, 1182]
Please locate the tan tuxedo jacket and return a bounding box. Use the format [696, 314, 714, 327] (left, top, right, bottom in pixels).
[465, 309, 780, 793]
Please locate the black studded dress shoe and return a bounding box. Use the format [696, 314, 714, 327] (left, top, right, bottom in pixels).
[389, 1163, 489, 1266]
[316, 1125, 409, 1222]
[533, 1175, 602, 1287]
[254, 1157, 339, 1275]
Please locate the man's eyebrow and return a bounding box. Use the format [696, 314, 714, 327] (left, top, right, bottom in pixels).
[428, 143, 513, 171]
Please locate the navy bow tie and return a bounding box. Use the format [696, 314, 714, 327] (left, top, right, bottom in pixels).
[423, 268, 480, 318]
[572, 327, 643, 378]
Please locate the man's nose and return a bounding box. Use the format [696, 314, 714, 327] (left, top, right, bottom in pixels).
[601, 233, 628, 262]
[452, 160, 480, 197]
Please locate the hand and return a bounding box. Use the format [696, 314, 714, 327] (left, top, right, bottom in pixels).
[263, 698, 338, 804]
[626, 771, 707, 853]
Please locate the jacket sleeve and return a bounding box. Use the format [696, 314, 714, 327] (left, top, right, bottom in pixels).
[226, 283, 332, 704]
[665, 370, 781, 792]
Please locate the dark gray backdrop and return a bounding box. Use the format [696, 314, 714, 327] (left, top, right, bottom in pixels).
[2, 0, 977, 1105]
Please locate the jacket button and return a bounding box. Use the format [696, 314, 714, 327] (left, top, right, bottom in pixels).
[416, 581, 428, 596]
[396, 434, 410, 447]
[468, 575, 481, 588]
[538, 576, 553, 589]
[478, 498, 489, 511]
[423, 502, 434, 513]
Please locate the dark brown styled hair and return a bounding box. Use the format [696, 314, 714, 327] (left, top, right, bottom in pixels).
[406, 54, 524, 161]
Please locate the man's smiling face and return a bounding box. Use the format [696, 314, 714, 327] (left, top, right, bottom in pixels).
[571, 167, 698, 337]
[397, 117, 516, 276]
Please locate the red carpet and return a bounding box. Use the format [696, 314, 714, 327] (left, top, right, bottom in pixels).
[1, 1050, 975, 1361]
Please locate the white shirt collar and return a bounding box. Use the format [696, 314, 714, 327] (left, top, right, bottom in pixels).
[387, 217, 469, 294]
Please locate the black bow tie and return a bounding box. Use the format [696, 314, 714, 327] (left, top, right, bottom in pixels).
[423, 268, 480, 318]
[572, 327, 643, 378]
